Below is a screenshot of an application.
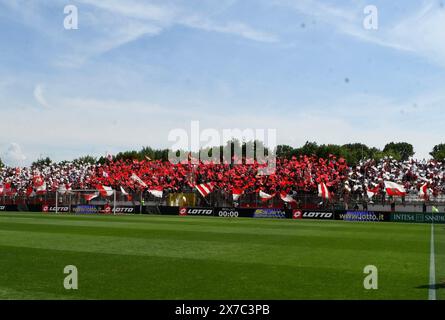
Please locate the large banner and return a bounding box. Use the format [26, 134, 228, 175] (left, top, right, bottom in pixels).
[425, 213, 445, 223]
[70, 205, 139, 214]
[165, 207, 293, 219]
[390, 212, 445, 224]
[179, 207, 214, 216]
[42, 205, 70, 213]
[0, 205, 18, 212]
[253, 208, 290, 219]
[336, 211, 390, 222]
[300, 210, 335, 220]
[3, 204, 444, 224]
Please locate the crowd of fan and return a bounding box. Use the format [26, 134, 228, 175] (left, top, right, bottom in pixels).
[1, 155, 445, 200]
[348, 158, 445, 199]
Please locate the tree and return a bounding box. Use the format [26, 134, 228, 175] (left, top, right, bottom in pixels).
[341, 143, 373, 165]
[276, 145, 295, 159]
[73, 155, 97, 164]
[430, 144, 445, 161]
[115, 150, 140, 161]
[383, 142, 414, 161]
[299, 141, 319, 156]
[32, 157, 52, 167]
[317, 144, 344, 159]
[0, 157, 4, 169]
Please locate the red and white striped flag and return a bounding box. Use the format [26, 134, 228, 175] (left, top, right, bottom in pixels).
[318, 183, 330, 200]
[196, 183, 215, 197]
[120, 186, 132, 201]
[259, 190, 275, 201]
[35, 182, 47, 194]
[384, 181, 406, 197]
[148, 187, 163, 198]
[131, 173, 147, 188]
[120, 186, 128, 196]
[419, 183, 429, 200]
[97, 185, 114, 197]
[232, 188, 244, 201]
[280, 192, 296, 203]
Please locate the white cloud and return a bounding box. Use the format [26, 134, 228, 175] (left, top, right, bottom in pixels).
[1, 0, 278, 68]
[385, 5, 445, 66]
[1, 143, 27, 166]
[2, 88, 442, 163]
[33, 84, 51, 108]
[78, 0, 177, 22]
[61, 0, 277, 65]
[273, 0, 445, 67]
[181, 17, 279, 43]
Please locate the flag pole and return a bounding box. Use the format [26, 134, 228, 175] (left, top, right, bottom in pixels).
[199, 191, 211, 206]
[113, 190, 116, 215]
[140, 191, 143, 214]
[203, 196, 210, 206]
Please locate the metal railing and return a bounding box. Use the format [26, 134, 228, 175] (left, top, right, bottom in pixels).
[2, 190, 445, 210]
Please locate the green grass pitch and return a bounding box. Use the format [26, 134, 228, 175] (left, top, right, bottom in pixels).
[0, 212, 442, 300]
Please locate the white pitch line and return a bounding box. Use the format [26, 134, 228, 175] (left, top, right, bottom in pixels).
[429, 222, 436, 301]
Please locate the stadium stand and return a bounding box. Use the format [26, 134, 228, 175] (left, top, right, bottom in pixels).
[1, 155, 444, 210]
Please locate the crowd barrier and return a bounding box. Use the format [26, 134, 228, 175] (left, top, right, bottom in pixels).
[1, 204, 444, 224]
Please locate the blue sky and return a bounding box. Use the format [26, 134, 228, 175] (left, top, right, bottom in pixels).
[1, 0, 445, 165]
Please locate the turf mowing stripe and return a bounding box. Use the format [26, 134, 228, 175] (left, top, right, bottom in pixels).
[429, 222, 436, 300]
[0, 214, 431, 299]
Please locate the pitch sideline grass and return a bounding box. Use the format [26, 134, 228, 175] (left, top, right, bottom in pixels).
[435, 222, 445, 300]
[0, 212, 438, 300]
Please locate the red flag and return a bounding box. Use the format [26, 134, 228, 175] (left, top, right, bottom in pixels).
[367, 186, 380, 199]
[232, 188, 244, 201]
[280, 192, 296, 203]
[384, 181, 406, 197]
[148, 187, 163, 198]
[259, 190, 275, 201]
[26, 186, 34, 197]
[83, 193, 99, 201]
